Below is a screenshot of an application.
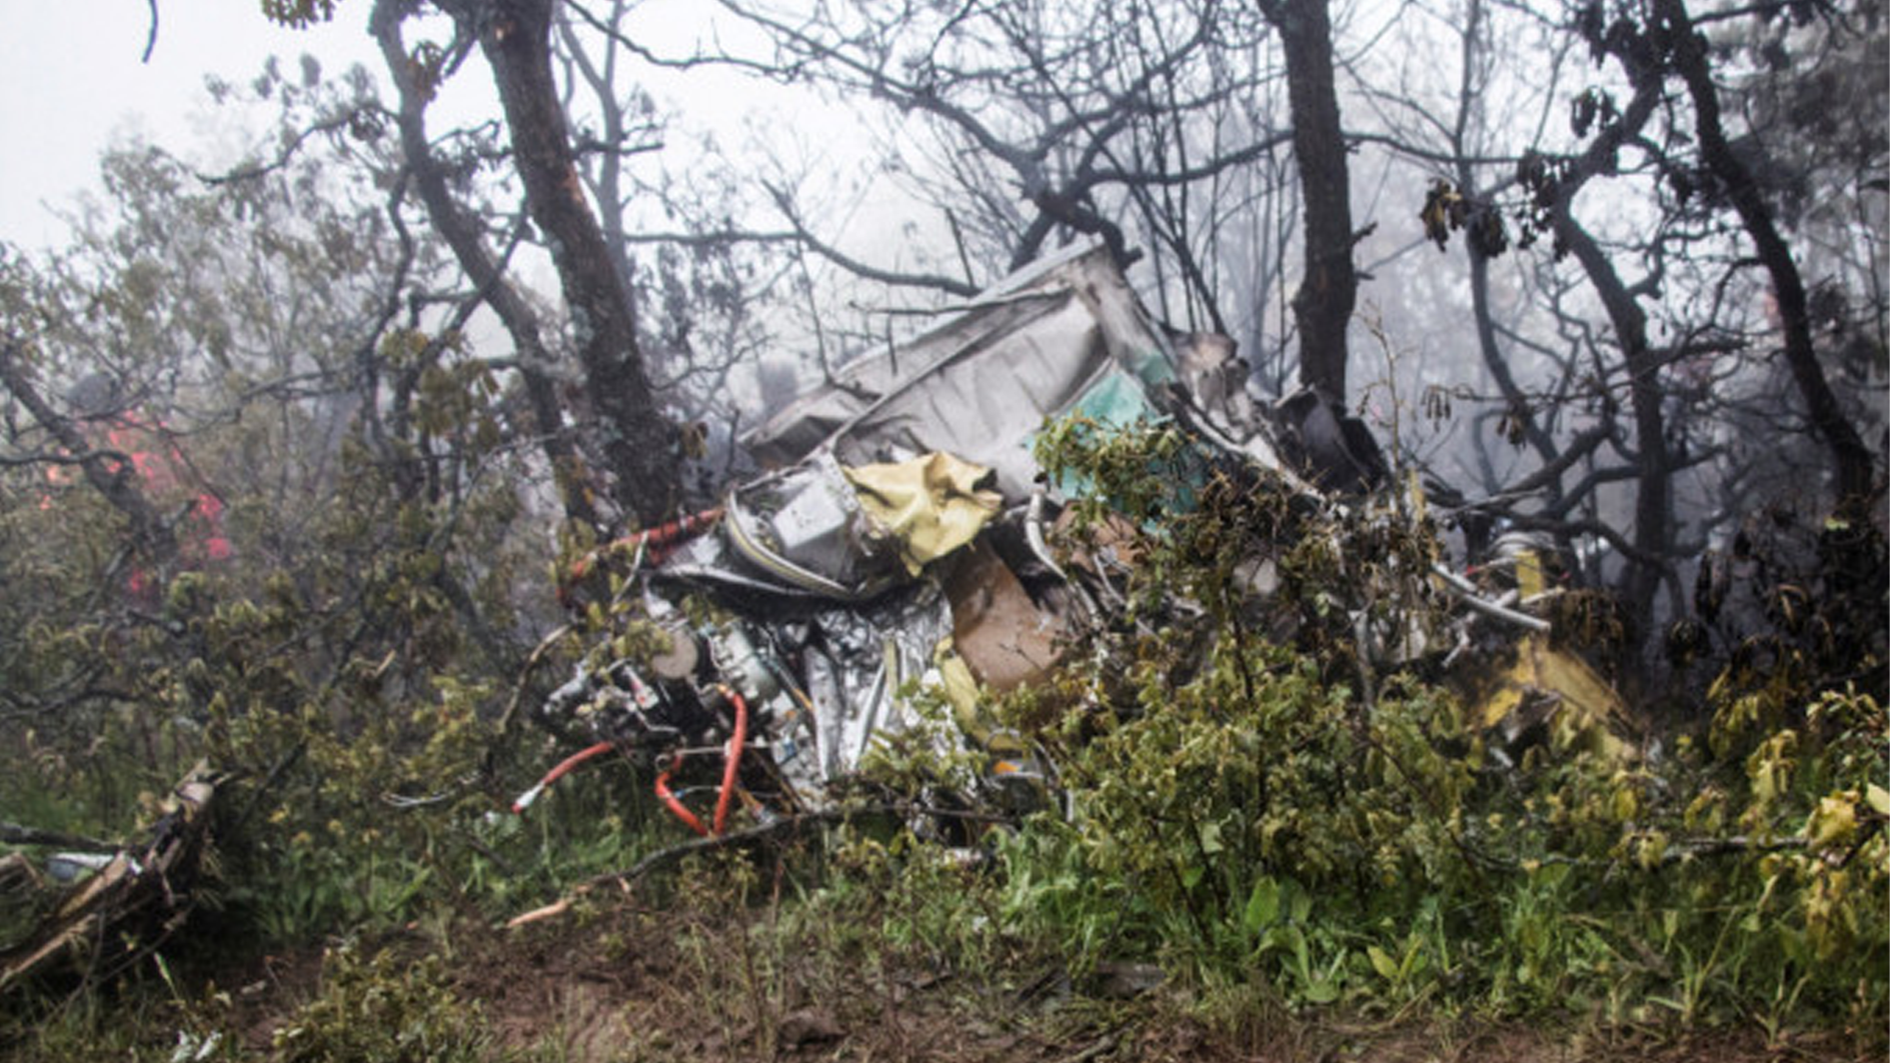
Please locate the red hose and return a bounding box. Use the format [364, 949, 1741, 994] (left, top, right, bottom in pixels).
[511, 741, 615, 813]
[641, 507, 725, 564]
[520, 688, 745, 837]
[655, 754, 709, 836]
[649, 686, 747, 837]
[712, 685, 747, 836]
[567, 507, 726, 585]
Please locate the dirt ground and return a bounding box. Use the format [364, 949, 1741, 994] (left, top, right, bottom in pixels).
[213, 899, 1874, 1063]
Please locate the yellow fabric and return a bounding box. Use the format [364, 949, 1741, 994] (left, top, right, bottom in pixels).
[843, 453, 1003, 575]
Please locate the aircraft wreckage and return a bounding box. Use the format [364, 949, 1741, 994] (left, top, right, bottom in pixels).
[516, 241, 1628, 837]
[0, 244, 1633, 980]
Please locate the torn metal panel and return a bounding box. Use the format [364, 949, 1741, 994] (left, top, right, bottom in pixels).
[1462, 633, 1633, 761]
[745, 243, 1181, 504]
[1270, 386, 1388, 494]
[826, 298, 1120, 502]
[742, 289, 1083, 472]
[1, 762, 218, 993]
[722, 450, 907, 600]
[804, 588, 958, 781]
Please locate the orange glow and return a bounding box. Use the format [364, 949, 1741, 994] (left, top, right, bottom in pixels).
[38, 413, 233, 581]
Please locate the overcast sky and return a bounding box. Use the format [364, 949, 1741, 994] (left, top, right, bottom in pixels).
[0, 2, 902, 265]
[0, 4, 397, 249]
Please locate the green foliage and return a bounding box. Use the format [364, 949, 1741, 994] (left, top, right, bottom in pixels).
[272, 944, 488, 1063]
[4, 992, 193, 1063]
[984, 418, 1889, 1036]
[0, 134, 603, 961]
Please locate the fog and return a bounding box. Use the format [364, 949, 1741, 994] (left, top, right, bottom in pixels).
[2, 0, 1884, 663]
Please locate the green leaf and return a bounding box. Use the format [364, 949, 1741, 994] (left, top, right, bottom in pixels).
[1243, 877, 1281, 933]
[1286, 925, 1310, 978]
[1367, 945, 1399, 981]
[1290, 886, 1311, 925]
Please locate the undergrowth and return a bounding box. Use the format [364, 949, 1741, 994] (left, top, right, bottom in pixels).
[974, 418, 1888, 1039]
[3, 419, 1884, 1060]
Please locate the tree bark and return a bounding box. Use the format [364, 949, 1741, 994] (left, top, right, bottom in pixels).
[1655, 0, 1875, 506]
[1557, 216, 1671, 644]
[1547, 79, 1672, 651]
[448, 0, 679, 526]
[371, 0, 602, 531]
[1261, 0, 1358, 400]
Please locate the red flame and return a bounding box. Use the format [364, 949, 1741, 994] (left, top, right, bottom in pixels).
[41, 415, 233, 583]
